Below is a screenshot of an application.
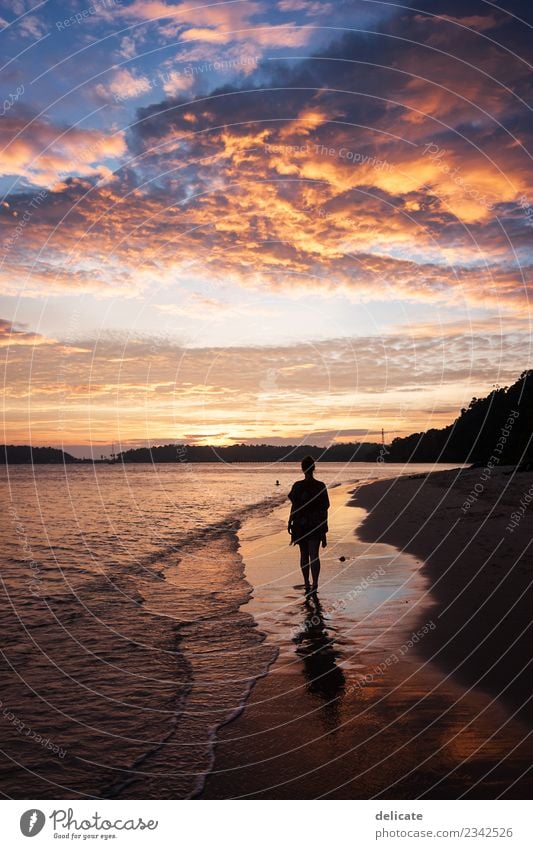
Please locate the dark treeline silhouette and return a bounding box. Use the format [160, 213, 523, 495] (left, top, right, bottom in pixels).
[1, 445, 78, 464]
[117, 441, 382, 463]
[387, 370, 533, 465]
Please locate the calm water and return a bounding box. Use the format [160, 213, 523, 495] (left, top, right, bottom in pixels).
[0, 461, 454, 798]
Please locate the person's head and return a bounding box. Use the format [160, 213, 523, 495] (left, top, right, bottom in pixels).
[301, 455, 315, 476]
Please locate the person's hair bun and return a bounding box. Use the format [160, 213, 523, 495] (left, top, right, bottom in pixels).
[301, 455, 315, 473]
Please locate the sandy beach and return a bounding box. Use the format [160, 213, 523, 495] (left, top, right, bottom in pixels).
[353, 467, 533, 728]
[201, 473, 533, 799]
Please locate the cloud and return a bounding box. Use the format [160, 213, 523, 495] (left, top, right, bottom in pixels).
[18, 14, 46, 38]
[120, 0, 315, 47]
[0, 318, 54, 348]
[0, 4, 531, 321]
[277, 0, 333, 14]
[413, 12, 503, 34]
[119, 35, 138, 59]
[94, 68, 153, 103]
[2, 0, 531, 452]
[0, 110, 126, 187]
[2, 322, 531, 444]
[154, 292, 277, 321]
[180, 27, 229, 44]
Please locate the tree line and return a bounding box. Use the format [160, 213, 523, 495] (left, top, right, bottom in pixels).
[386, 370, 532, 465]
[116, 441, 382, 463]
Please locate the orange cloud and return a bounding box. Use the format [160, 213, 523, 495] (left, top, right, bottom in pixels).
[121, 0, 312, 47]
[0, 115, 126, 187]
[1, 21, 531, 321]
[181, 27, 229, 44]
[2, 324, 531, 446]
[0, 319, 55, 348]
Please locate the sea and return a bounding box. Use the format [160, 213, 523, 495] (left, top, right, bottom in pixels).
[0, 461, 454, 798]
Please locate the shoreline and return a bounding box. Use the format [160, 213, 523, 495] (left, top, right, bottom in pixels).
[200, 480, 533, 799]
[352, 467, 533, 727]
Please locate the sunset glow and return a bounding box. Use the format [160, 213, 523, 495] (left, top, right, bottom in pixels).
[1, 1, 531, 455]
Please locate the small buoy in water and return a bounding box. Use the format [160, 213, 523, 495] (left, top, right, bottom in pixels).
[339, 555, 346, 562]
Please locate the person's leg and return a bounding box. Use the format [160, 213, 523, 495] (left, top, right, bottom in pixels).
[299, 541, 311, 590]
[309, 537, 321, 591]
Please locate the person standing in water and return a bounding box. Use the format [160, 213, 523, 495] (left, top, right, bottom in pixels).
[288, 456, 330, 594]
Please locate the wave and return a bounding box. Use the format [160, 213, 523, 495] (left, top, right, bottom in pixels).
[132, 491, 287, 575]
[101, 492, 285, 798]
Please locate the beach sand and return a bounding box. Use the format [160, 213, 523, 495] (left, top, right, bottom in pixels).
[201, 475, 533, 799]
[352, 467, 533, 728]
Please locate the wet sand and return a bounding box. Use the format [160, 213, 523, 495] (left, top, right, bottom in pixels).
[201, 481, 533, 799]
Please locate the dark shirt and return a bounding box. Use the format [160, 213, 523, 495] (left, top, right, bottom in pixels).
[288, 477, 330, 543]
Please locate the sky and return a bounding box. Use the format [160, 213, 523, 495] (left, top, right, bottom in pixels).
[0, 0, 532, 456]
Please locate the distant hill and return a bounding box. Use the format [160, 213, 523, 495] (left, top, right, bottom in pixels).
[117, 441, 382, 463]
[1, 445, 78, 464]
[387, 370, 533, 465]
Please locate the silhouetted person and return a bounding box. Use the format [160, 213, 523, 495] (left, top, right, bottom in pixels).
[288, 455, 329, 594]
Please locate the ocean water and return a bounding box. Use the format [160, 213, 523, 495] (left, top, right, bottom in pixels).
[0, 461, 450, 798]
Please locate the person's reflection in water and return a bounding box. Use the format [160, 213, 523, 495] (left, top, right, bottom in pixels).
[293, 593, 345, 728]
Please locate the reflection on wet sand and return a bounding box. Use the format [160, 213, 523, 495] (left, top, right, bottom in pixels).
[293, 594, 346, 728]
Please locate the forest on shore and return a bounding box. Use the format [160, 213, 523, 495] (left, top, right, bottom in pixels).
[386, 370, 532, 465]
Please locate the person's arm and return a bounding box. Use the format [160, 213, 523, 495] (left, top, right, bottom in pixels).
[321, 484, 329, 547]
[287, 485, 295, 536]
